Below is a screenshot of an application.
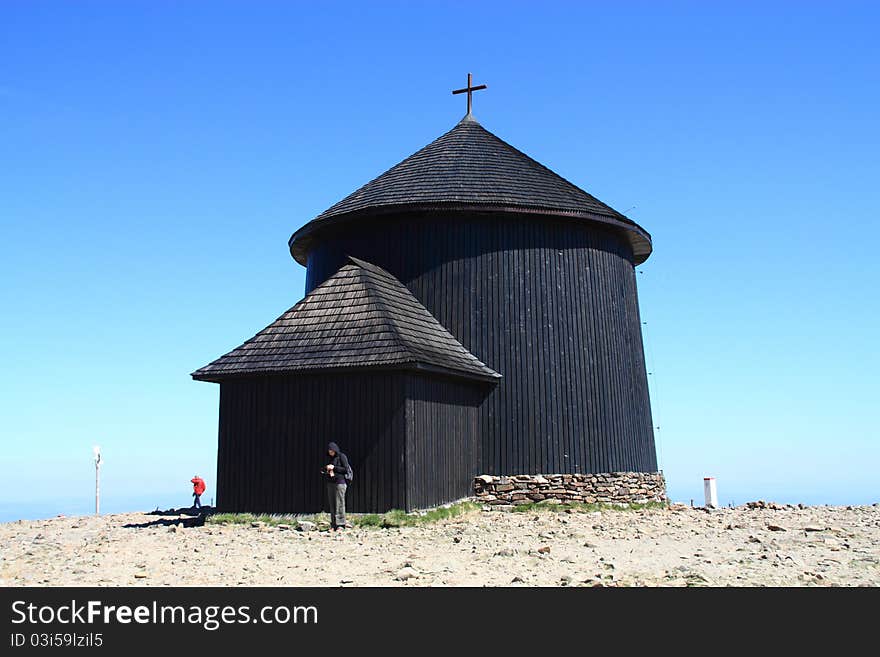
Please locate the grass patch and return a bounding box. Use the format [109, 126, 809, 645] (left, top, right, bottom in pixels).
[351, 501, 480, 528]
[509, 500, 668, 513]
[206, 512, 324, 527]
[204, 501, 480, 530]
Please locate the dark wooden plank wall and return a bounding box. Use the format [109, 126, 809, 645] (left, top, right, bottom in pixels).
[304, 212, 657, 476]
[404, 375, 484, 511]
[217, 372, 406, 513]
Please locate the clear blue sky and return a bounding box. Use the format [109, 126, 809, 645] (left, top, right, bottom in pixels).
[1, 2, 877, 521]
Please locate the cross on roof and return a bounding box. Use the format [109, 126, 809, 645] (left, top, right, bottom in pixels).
[452, 72, 487, 116]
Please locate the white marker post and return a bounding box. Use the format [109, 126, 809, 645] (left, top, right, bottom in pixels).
[93, 445, 102, 515]
[703, 476, 718, 509]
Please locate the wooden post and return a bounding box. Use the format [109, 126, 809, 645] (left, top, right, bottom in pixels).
[93, 446, 102, 515]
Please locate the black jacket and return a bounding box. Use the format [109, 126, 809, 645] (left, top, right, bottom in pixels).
[326, 452, 351, 485]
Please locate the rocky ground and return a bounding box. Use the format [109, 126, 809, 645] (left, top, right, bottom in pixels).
[1, 503, 878, 587]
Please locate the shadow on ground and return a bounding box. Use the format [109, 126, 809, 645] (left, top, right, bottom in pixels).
[122, 506, 216, 529]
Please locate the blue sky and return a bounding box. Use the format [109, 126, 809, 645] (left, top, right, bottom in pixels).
[1, 2, 877, 521]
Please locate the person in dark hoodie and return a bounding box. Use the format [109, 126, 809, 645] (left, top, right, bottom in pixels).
[324, 442, 351, 532]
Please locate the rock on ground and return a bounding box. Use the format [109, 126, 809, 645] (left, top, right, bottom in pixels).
[0, 505, 878, 587]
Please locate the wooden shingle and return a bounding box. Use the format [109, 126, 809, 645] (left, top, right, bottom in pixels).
[290, 115, 652, 265]
[192, 257, 501, 383]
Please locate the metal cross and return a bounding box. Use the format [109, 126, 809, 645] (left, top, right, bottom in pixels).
[452, 72, 487, 115]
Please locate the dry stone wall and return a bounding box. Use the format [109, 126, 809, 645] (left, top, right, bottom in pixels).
[473, 472, 666, 507]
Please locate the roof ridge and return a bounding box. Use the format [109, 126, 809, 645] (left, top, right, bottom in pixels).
[314, 124, 464, 218]
[346, 257, 499, 378]
[464, 121, 628, 222]
[350, 260, 444, 360]
[289, 119, 653, 266]
[193, 257, 500, 382]
[347, 263, 416, 366]
[240, 262, 364, 342]
[311, 120, 627, 221]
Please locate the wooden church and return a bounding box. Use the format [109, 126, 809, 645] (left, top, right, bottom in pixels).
[193, 77, 658, 513]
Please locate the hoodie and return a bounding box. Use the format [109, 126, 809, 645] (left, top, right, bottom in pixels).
[326, 443, 351, 485]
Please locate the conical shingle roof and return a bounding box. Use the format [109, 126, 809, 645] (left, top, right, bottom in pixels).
[289, 115, 651, 264]
[192, 256, 501, 383]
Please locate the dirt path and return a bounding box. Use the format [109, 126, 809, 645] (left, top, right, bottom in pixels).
[1, 505, 878, 586]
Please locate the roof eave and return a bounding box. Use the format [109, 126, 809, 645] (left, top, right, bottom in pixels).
[406, 361, 501, 384]
[191, 360, 501, 385]
[289, 203, 653, 267]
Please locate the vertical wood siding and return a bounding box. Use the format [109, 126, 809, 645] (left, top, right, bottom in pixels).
[304, 212, 657, 475]
[216, 371, 486, 513]
[404, 375, 484, 511]
[217, 372, 406, 513]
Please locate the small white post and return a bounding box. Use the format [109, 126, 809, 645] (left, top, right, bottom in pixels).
[703, 476, 718, 509]
[93, 445, 102, 515]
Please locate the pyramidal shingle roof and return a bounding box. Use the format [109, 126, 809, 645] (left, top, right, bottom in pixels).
[289, 114, 652, 264]
[191, 256, 501, 383]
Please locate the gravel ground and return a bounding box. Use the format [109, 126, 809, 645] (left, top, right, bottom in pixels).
[1, 504, 878, 587]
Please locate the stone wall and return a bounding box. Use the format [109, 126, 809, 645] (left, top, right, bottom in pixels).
[473, 472, 666, 507]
